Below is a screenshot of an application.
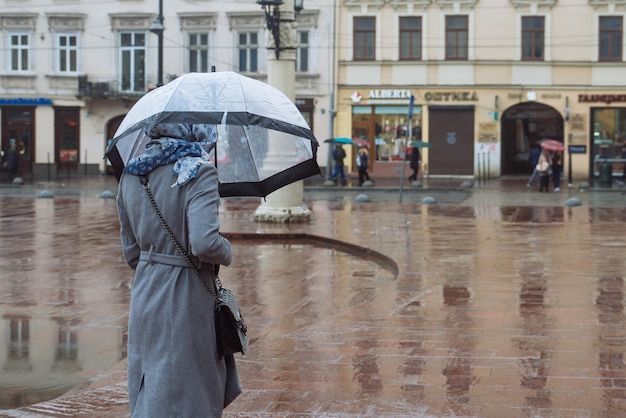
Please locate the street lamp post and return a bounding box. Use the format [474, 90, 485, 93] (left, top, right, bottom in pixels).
[254, 0, 311, 223]
[149, 0, 165, 87]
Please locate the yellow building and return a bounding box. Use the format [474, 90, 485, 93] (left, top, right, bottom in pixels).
[335, 0, 626, 184]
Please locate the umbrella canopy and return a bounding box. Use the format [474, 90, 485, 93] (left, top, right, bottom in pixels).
[352, 138, 369, 147]
[410, 140, 432, 148]
[540, 139, 565, 151]
[106, 71, 321, 198]
[324, 137, 354, 145]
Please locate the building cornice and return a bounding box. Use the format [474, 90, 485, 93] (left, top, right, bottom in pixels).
[589, 0, 626, 11]
[0, 13, 38, 30]
[509, 0, 556, 11]
[434, 0, 478, 9]
[177, 12, 217, 31]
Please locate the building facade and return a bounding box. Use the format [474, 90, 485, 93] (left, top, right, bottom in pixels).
[1, 0, 625, 184]
[0, 0, 333, 180]
[336, 0, 626, 183]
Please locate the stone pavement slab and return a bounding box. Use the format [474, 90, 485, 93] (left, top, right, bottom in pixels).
[1, 176, 626, 417]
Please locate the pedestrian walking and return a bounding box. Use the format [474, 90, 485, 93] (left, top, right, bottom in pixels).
[552, 150, 563, 192]
[116, 123, 241, 417]
[408, 146, 420, 182]
[329, 143, 347, 186]
[618, 141, 626, 187]
[537, 148, 552, 192]
[356, 145, 371, 186]
[527, 143, 541, 187]
[4, 138, 18, 181]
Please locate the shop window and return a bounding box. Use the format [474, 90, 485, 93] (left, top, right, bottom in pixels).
[55, 108, 80, 170]
[352, 105, 422, 162]
[238, 32, 259, 73]
[189, 33, 210, 72]
[521, 16, 544, 61]
[591, 108, 626, 178]
[399, 16, 421, 61]
[354, 17, 375, 61]
[445, 16, 468, 60]
[599, 16, 622, 62]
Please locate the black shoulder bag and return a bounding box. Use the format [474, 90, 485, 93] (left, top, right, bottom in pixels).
[140, 175, 248, 358]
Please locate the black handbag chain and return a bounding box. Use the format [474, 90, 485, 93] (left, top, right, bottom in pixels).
[139, 175, 222, 299]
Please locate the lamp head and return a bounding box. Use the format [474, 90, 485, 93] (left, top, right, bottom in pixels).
[294, 0, 304, 12]
[256, 0, 284, 6]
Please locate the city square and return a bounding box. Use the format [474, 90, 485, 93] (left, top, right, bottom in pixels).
[1, 176, 625, 417]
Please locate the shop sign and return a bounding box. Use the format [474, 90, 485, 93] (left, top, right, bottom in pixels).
[424, 92, 478, 102]
[478, 122, 497, 143]
[351, 89, 415, 104]
[569, 114, 586, 132]
[569, 145, 587, 154]
[368, 89, 412, 99]
[578, 94, 626, 104]
[0, 97, 52, 105]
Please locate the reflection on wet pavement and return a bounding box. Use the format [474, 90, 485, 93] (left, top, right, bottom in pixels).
[1, 177, 626, 417]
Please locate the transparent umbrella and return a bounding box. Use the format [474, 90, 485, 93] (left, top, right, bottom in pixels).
[105, 71, 321, 197]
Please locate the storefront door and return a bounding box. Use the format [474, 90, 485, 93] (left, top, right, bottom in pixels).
[2, 107, 35, 176]
[428, 106, 474, 175]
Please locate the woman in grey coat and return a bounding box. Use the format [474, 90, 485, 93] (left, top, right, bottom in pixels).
[117, 123, 241, 417]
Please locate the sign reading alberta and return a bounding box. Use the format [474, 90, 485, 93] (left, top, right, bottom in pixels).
[368, 89, 412, 99]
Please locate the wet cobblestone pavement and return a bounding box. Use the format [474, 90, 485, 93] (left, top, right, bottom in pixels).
[1, 175, 626, 417]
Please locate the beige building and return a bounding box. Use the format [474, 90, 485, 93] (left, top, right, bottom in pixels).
[0, 0, 334, 180]
[335, 0, 626, 184]
[1, 0, 625, 185]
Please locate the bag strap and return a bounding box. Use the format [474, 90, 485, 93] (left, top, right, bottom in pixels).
[139, 175, 222, 299]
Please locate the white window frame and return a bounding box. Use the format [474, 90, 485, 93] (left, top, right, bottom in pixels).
[238, 31, 259, 73]
[296, 30, 310, 73]
[56, 32, 79, 74]
[119, 31, 146, 92]
[8, 31, 31, 72]
[188, 32, 210, 73]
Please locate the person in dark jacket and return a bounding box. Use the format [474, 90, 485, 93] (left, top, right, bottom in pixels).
[408, 146, 420, 182]
[330, 143, 347, 186]
[356, 146, 371, 186]
[551, 150, 563, 192]
[5, 138, 18, 181]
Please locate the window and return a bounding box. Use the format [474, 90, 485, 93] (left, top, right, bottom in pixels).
[57, 34, 78, 73]
[120, 32, 145, 92]
[352, 105, 423, 162]
[189, 33, 210, 73]
[599, 16, 622, 62]
[522, 16, 544, 61]
[9, 33, 30, 71]
[296, 31, 309, 72]
[8, 317, 30, 360]
[591, 108, 626, 177]
[238, 32, 258, 73]
[354, 17, 375, 61]
[55, 107, 80, 170]
[399, 16, 421, 61]
[445, 16, 468, 60]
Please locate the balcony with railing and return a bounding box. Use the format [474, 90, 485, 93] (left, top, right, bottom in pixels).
[77, 75, 149, 99]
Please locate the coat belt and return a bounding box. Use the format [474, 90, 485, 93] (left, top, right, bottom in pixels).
[139, 247, 208, 270]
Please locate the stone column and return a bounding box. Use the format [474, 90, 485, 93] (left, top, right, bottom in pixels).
[254, 0, 311, 223]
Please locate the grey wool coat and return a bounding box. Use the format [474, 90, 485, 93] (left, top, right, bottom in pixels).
[117, 163, 241, 417]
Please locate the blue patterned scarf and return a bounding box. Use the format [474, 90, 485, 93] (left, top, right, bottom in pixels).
[124, 123, 217, 187]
